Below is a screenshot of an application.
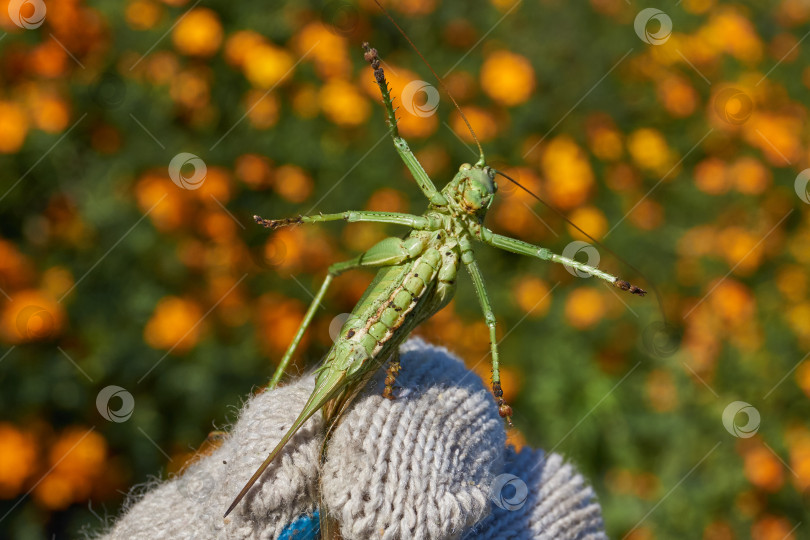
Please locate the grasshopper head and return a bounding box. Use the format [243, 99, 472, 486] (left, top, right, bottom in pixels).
[444, 163, 497, 217]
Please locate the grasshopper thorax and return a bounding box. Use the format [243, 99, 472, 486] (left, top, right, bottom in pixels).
[443, 162, 497, 218]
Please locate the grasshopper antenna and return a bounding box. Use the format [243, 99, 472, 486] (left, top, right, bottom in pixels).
[373, 0, 486, 167]
[494, 169, 666, 316]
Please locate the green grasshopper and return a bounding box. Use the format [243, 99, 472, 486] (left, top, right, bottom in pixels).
[224, 42, 645, 519]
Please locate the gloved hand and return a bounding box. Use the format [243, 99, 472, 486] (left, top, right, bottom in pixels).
[99, 339, 608, 540]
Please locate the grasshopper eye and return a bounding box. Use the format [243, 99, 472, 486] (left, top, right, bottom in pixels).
[459, 163, 472, 171]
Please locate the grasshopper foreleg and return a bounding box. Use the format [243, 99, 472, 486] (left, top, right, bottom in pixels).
[477, 227, 647, 296]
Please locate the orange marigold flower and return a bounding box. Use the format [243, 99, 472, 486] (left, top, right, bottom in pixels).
[694, 157, 730, 195]
[512, 276, 552, 318]
[450, 107, 497, 143]
[224, 30, 265, 68]
[194, 165, 232, 203]
[480, 50, 536, 107]
[320, 79, 370, 127]
[0, 423, 38, 498]
[627, 128, 675, 176]
[144, 296, 204, 352]
[718, 226, 764, 274]
[730, 156, 771, 195]
[565, 288, 605, 329]
[775, 265, 806, 301]
[243, 44, 295, 89]
[235, 153, 273, 189]
[256, 293, 306, 354]
[34, 428, 108, 509]
[171, 7, 223, 57]
[0, 289, 65, 344]
[134, 172, 190, 232]
[657, 75, 698, 118]
[628, 199, 663, 231]
[0, 101, 29, 154]
[29, 40, 69, 78]
[169, 69, 210, 109]
[366, 188, 409, 213]
[743, 113, 803, 166]
[0, 240, 35, 291]
[751, 515, 796, 540]
[708, 279, 755, 326]
[244, 89, 280, 130]
[293, 21, 351, 80]
[567, 206, 607, 240]
[585, 113, 623, 161]
[274, 164, 313, 203]
[125, 0, 163, 30]
[292, 84, 321, 119]
[744, 446, 785, 492]
[541, 135, 594, 210]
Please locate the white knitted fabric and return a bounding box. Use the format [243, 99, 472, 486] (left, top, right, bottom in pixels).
[97, 339, 608, 540]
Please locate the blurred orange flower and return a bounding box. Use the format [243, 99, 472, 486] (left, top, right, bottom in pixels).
[565, 287, 605, 329]
[751, 515, 796, 540]
[657, 75, 698, 118]
[34, 428, 108, 510]
[366, 188, 409, 213]
[143, 296, 204, 352]
[0, 101, 29, 153]
[235, 153, 273, 189]
[0, 423, 37, 499]
[744, 445, 785, 492]
[244, 44, 295, 89]
[171, 7, 223, 57]
[541, 135, 594, 210]
[256, 293, 306, 355]
[585, 113, 623, 161]
[134, 172, 190, 232]
[224, 30, 265, 68]
[0, 289, 65, 344]
[450, 107, 497, 143]
[293, 21, 351, 80]
[126, 0, 163, 30]
[320, 79, 370, 127]
[627, 128, 675, 177]
[567, 206, 607, 240]
[480, 50, 536, 107]
[512, 276, 552, 318]
[730, 157, 771, 195]
[274, 164, 313, 203]
[244, 89, 280, 130]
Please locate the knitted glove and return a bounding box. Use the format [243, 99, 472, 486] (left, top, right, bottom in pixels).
[98, 339, 608, 540]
